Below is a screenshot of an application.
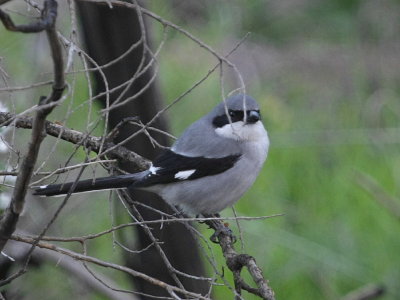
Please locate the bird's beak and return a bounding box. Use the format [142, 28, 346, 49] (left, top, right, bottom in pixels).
[246, 110, 261, 124]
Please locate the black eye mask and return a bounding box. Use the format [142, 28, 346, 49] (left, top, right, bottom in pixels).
[212, 110, 261, 128]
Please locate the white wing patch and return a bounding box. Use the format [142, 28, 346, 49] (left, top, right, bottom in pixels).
[174, 170, 196, 180]
[149, 165, 161, 175]
[39, 185, 48, 189]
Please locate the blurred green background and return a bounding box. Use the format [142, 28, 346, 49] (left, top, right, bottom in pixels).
[1, 0, 400, 299]
[152, 1, 400, 299]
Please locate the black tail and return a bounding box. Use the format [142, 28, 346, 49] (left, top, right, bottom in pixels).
[33, 173, 144, 197]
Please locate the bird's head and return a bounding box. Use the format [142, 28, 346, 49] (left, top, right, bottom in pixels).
[211, 94, 266, 142]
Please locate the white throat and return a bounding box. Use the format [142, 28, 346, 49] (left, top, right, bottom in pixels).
[214, 121, 267, 142]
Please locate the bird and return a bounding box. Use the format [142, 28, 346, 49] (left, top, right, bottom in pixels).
[33, 94, 270, 216]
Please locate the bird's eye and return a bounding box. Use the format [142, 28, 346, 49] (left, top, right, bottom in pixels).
[229, 110, 235, 117]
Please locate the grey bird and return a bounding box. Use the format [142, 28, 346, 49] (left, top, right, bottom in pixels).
[33, 94, 270, 215]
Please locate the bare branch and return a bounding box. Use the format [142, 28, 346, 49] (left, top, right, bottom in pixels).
[0, 1, 57, 33]
[78, 0, 245, 92]
[8, 215, 282, 244]
[95, 31, 250, 160]
[10, 235, 210, 300]
[0, 112, 150, 170]
[0, 80, 52, 92]
[205, 218, 276, 300]
[3, 240, 136, 300]
[0, 0, 65, 252]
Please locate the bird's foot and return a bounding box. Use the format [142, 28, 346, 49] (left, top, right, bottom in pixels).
[199, 214, 237, 243]
[210, 223, 236, 244]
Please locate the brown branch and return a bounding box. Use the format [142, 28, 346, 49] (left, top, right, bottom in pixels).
[10, 235, 210, 300]
[0, 0, 57, 33]
[0, 0, 65, 252]
[0, 112, 150, 170]
[205, 218, 275, 300]
[3, 240, 136, 300]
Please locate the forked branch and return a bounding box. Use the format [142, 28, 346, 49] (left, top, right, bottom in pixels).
[0, 112, 150, 171]
[205, 218, 275, 300]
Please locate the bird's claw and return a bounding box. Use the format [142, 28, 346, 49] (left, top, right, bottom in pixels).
[210, 224, 237, 244]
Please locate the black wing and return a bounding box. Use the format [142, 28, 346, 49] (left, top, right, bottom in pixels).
[134, 149, 241, 187]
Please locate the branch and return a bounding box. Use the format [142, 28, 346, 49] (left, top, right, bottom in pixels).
[10, 235, 210, 300]
[0, 0, 57, 33]
[0, 112, 150, 170]
[9, 215, 281, 246]
[2, 240, 136, 300]
[205, 218, 275, 300]
[76, 0, 246, 120]
[0, 0, 65, 252]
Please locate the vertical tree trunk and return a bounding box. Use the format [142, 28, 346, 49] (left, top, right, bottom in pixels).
[77, 3, 208, 298]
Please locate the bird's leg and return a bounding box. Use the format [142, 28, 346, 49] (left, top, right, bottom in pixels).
[203, 213, 237, 244]
[172, 209, 187, 219]
[197, 213, 219, 224]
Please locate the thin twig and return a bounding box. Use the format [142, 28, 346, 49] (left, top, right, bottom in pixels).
[78, 0, 246, 96]
[16, 215, 282, 243]
[0, 0, 65, 252]
[0, 112, 150, 170]
[3, 240, 135, 300]
[0, 80, 52, 92]
[10, 235, 210, 300]
[95, 31, 250, 160]
[205, 218, 276, 300]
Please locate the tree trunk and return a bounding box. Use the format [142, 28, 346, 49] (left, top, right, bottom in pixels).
[77, 2, 208, 298]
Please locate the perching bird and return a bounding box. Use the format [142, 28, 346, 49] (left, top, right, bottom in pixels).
[34, 94, 270, 215]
